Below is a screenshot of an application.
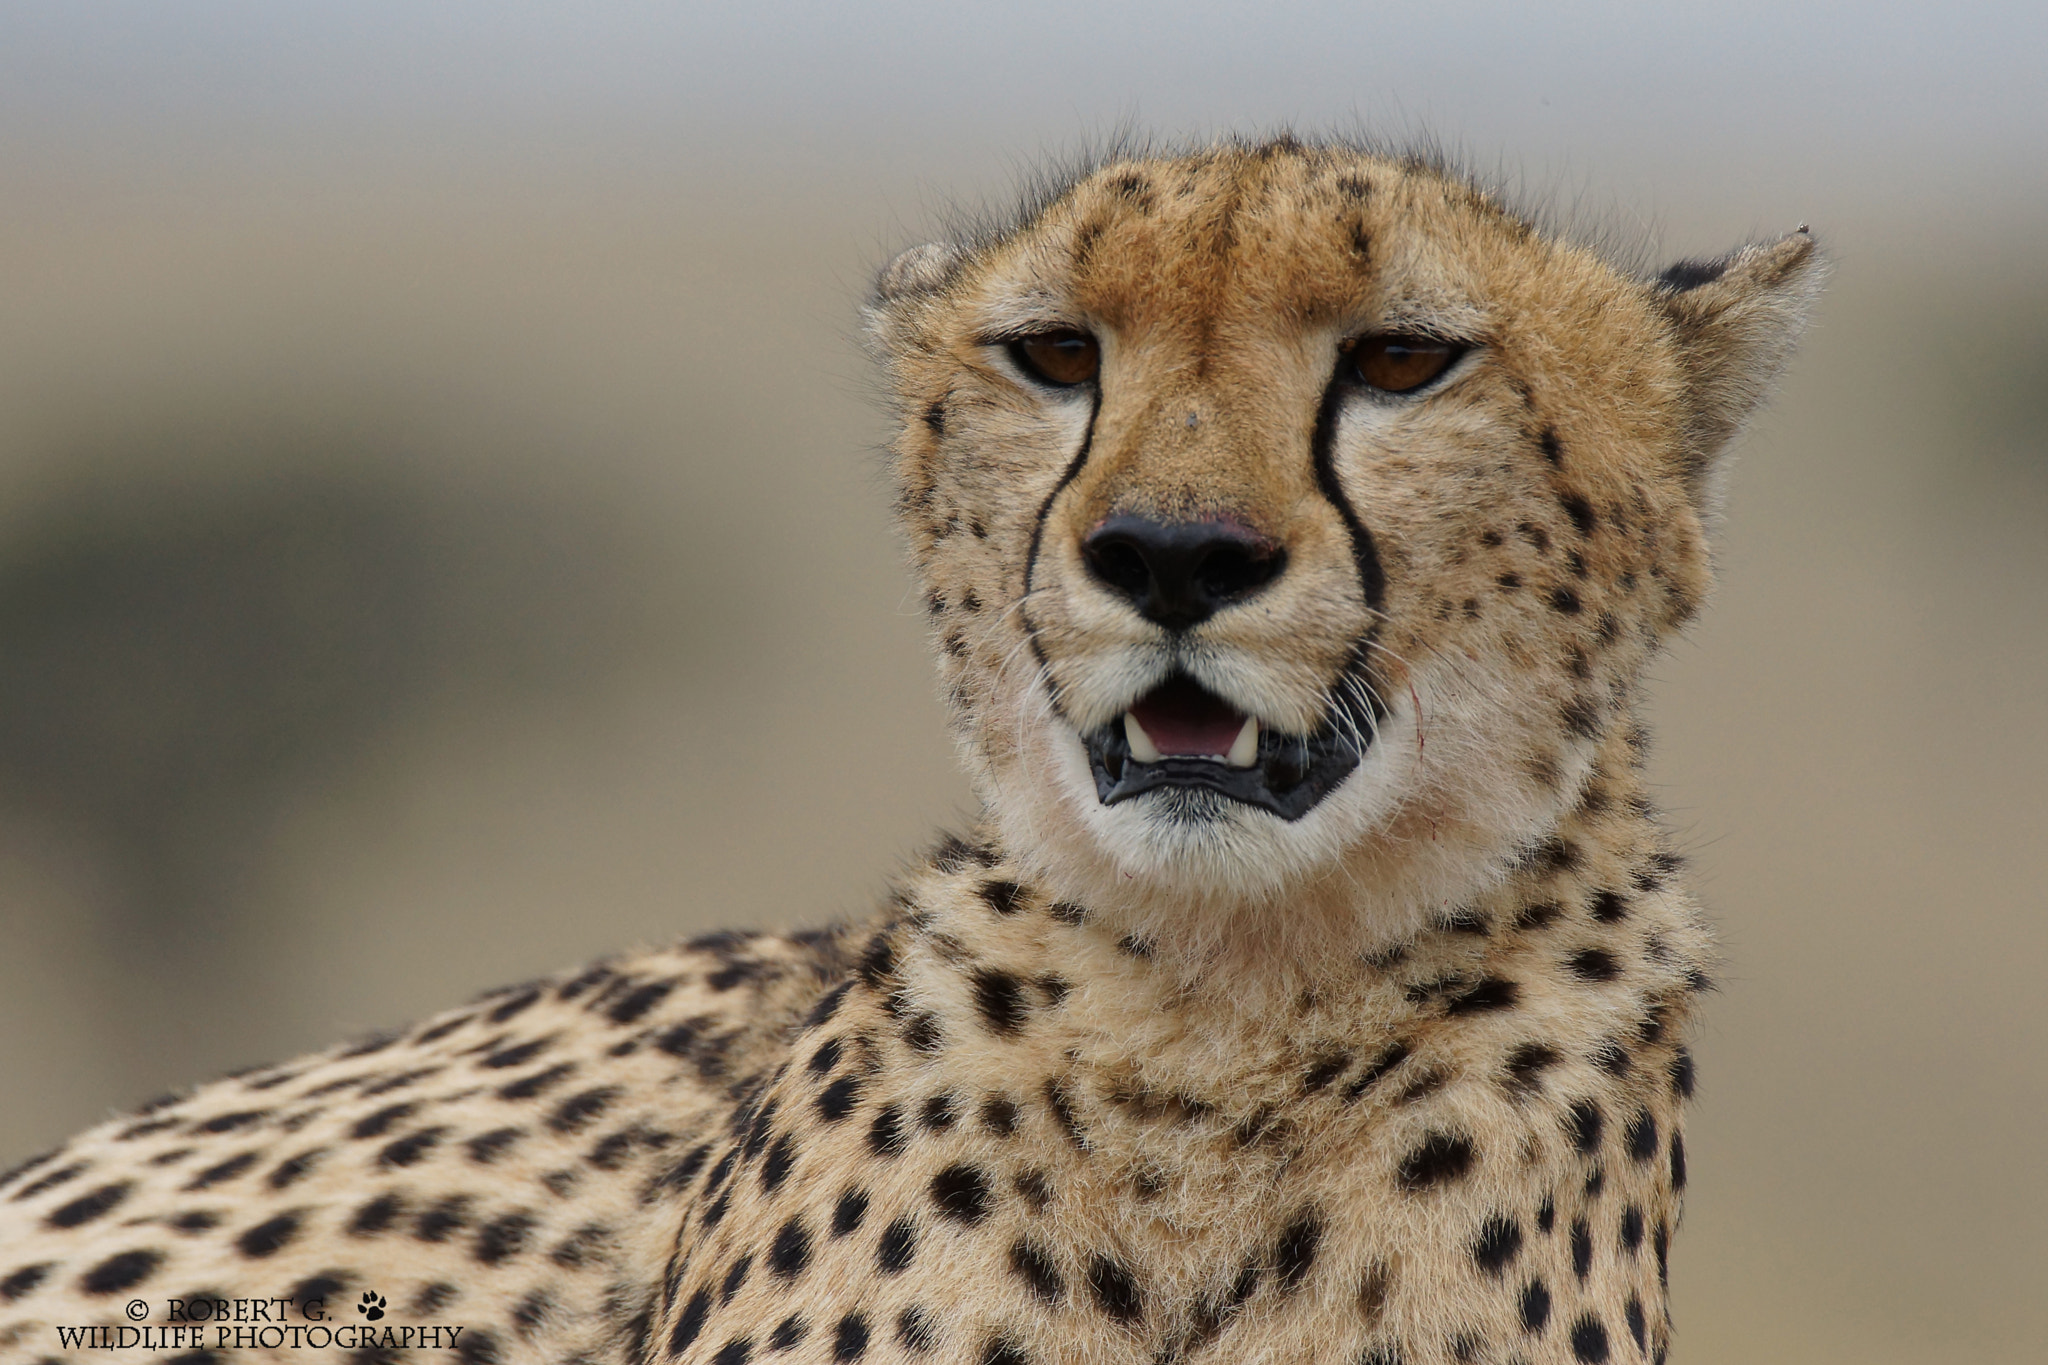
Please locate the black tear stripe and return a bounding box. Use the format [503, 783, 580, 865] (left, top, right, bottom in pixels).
[1018, 388, 1103, 724]
[1310, 375, 1394, 743]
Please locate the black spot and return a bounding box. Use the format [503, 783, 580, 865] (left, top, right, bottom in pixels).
[184, 1151, 257, 1191]
[896, 1306, 936, 1353]
[1560, 494, 1597, 536]
[194, 1109, 268, 1134]
[1497, 572, 1523, 590]
[1571, 1218, 1594, 1279]
[79, 1248, 161, 1295]
[1627, 1296, 1648, 1351]
[1670, 1132, 1688, 1190]
[1655, 1221, 1671, 1284]
[1567, 949, 1619, 982]
[1516, 902, 1561, 930]
[459, 1328, 505, 1364]
[1116, 934, 1154, 958]
[902, 1012, 944, 1052]
[499, 1062, 578, 1100]
[857, 934, 896, 990]
[1047, 901, 1087, 925]
[920, 1094, 957, 1131]
[669, 1289, 712, 1354]
[1589, 890, 1631, 923]
[347, 1193, 403, 1236]
[720, 1254, 751, 1304]
[981, 1336, 1028, 1365]
[1358, 1346, 1406, 1365]
[807, 1038, 843, 1075]
[762, 1133, 799, 1192]
[1566, 1100, 1605, 1153]
[351, 1103, 417, 1140]
[1044, 1079, 1088, 1149]
[379, 1126, 446, 1168]
[1397, 1133, 1475, 1190]
[804, 982, 852, 1029]
[1438, 907, 1491, 935]
[1537, 1196, 1556, 1233]
[1659, 256, 1730, 290]
[1627, 1111, 1659, 1162]
[414, 1280, 458, 1313]
[868, 1104, 906, 1157]
[1549, 586, 1582, 615]
[1503, 1043, 1560, 1097]
[267, 1149, 324, 1189]
[702, 1189, 732, 1228]
[512, 1288, 552, 1336]
[832, 1187, 869, 1236]
[768, 1216, 811, 1279]
[972, 969, 1029, 1035]
[45, 1181, 130, 1229]
[1471, 1215, 1522, 1276]
[1570, 1314, 1610, 1362]
[1540, 428, 1564, 466]
[1446, 979, 1520, 1015]
[703, 1146, 739, 1195]
[475, 1211, 534, 1265]
[712, 1337, 753, 1365]
[1089, 1255, 1144, 1323]
[1620, 1205, 1646, 1252]
[480, 1038, 550, 1070]
[1345, 1043, 1412, 1101]
[1592, 1041, 1631, 1076]
[931, 1164, 992, 1224]
[549, 1086, 620, 1134]
[1303, 1052, 1352, 1093]
[1014, 1169, 1053, 1211]
[0, 1262, 52, 1302]
[877, 1217, 917, 1273]
[415, 1195, 472, 1242]
[1010, 1239, 1063, 1301]
[768, 1316, 807, 1351]
[981, 1096, 1019, 1136]
[232, 1210, 301, 1258]
[1521, 1278, 1552, 1333]
[1584, 1166, 1606, 1198]
[923, 399, 946, 436]
[706, 961, 759, 991]
[1562, 696, 1601, 739]
[1037, 974, 1070, 1006]
[817, 1075, 863, 1122]
[1274, 1213, 1322, 1290]
[7, 1156, 81, 1197]
[978, 880, 1025, 915]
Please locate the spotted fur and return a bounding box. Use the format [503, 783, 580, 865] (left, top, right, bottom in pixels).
[0, 137, 1820, 1365]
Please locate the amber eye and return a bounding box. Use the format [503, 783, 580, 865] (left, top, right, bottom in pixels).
[1347, 334, 1461, 393]
[1010, 330, 1101, 387]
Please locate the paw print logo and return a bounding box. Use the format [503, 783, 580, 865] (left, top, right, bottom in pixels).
[357, 1292, 387, 1321]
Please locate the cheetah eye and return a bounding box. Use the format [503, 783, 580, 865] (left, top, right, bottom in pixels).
[1346, 334, 1463, 393]
[1009, 330, 1100, 387]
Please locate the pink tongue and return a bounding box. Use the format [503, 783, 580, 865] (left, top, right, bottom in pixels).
[1130, 677, 1247, 757]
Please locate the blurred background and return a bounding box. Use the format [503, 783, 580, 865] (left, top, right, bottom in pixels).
[1, 3, 2042, 1359]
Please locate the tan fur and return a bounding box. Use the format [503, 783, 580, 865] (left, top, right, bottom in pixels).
[0, 139, 1820, 1365]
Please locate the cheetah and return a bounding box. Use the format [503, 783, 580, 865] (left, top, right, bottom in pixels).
[0, 136, 1823, 1365]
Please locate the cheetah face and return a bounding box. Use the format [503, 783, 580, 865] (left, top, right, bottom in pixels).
[869, 143, 1820, 920]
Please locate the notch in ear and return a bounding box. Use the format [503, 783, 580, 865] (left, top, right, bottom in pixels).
[1655, 228, 1829, 506]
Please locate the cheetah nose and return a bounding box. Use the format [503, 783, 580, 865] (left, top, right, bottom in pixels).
[1081, 515, 1285, 631]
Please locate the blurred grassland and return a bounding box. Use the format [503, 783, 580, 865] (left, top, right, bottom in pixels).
[0, 87, 2045, 1365]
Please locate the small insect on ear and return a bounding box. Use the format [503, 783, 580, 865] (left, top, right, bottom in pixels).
[1655, 228, 1829, 508]
[875, 242, 967, 302]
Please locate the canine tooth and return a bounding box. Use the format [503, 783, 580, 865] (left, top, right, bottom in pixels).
[1124, 712, 1163, 764]
[1227, 716, 1260, 768]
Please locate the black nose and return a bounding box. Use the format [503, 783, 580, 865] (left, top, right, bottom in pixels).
[1081, 515, 1285, 631]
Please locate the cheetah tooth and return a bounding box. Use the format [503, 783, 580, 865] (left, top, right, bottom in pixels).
[1227, 716, 1260, 768]
[1124, 712, 1163, 764]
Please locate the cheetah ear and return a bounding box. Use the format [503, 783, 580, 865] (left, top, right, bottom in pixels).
[875, 242, 967, 302]
[1655, 228, 1828, 505]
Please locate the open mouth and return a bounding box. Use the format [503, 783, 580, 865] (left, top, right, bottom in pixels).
[1082, 673, 1368, 821]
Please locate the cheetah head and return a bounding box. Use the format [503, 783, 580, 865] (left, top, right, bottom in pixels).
[866, 139, 1821, 942]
